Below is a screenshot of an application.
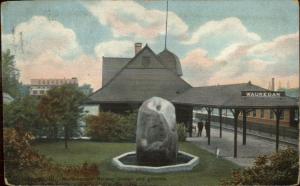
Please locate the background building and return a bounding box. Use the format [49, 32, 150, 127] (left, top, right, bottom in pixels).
[29, 77, 78, 96]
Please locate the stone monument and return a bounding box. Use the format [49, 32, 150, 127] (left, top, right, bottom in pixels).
[136, 97, 178, 166]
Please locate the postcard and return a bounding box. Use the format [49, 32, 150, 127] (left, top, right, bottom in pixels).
[2, 0, 299, 185]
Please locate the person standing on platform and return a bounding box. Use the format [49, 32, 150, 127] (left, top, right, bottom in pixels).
[188, 123, 193, 137]
[204, 119, 209, 137]
[197, 120, 204, 137]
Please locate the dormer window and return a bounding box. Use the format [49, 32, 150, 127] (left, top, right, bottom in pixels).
[142, 56, 150, 67]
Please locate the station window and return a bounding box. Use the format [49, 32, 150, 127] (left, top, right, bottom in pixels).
[253, 110, 256, 117]
[280, 111, 284, 120]
[260, 109, 264, 118]
[295, 110, 299, 120]
[270, 110, 274, 119]
[33, 90, 37, 95]
[246, 111, 250, 116]
[40, 90, 45, 95]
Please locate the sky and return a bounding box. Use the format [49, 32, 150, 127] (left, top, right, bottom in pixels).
[1, 0, 299, 90]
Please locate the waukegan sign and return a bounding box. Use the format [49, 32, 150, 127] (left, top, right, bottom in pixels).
[241, 91, 285, 97]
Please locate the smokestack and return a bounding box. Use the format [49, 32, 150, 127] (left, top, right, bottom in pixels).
[271, 77, 275, 91]
[135, 43, 142, 55]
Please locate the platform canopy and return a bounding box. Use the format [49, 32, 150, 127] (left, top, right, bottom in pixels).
[172, 82, 298, 109]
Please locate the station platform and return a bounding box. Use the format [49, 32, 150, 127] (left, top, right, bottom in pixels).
[187, 125, 298, 167]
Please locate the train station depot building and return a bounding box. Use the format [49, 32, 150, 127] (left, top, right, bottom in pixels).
[86, 44, 298, 158]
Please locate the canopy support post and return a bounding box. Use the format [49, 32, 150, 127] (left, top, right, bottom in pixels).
[242, 109, 247, 145]
[188, 106, 193, 137]
[231, 109, 241, 158]
[273, 108, 282, 152]
[219, 108, 222, 138]
[206, 107, 212, 145]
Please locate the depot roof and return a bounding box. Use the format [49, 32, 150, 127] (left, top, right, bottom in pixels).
[172, 82, 298, 109]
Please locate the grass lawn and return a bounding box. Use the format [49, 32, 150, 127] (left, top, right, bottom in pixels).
[33, 140, 240, 186]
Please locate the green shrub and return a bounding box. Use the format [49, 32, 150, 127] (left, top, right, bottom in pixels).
[118, 112, 138, 142]
[86, 112, 137, 142]
[3, 96, 44, 137]
[4, 127, 100, 185]
[221, 148, 298, 185]
[86, 113, 188, 142]
[177, 123, 187, 142]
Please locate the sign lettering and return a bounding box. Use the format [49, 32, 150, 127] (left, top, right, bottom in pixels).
[241, 91, 285, 97]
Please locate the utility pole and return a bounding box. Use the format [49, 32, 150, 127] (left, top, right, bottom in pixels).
[164, 0, 169, 49]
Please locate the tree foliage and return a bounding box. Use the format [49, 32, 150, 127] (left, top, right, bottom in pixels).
[78, 83, 93, 96]
[2, 49, 21, 98]
[38, 84, 85, 148]
[86, 112, 137, 142]
[86, 112, 187, 142]
[4, 128, 99, 185]
[3, 96, 43, 137]
[221, 148, 298, 185]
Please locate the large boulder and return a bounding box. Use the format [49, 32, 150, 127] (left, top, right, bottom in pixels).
[136, 97, 178, 166]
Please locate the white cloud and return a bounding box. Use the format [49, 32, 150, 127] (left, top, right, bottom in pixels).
[182, 48, 215, 69]
[2, 16, 81, 60]
[247, 59, 272, 72]
[2, 16, 102, 89]
[180, 48, 218, 86]
[183, 17, 261, 45]
[94, 40, 134, 59]
[82, 1, 188, 40]
[215, 43, 253, 62]
[248, 32, 299, 60]
[215, 32, 299, 77]
[180, 32, 298, 89]
[205, 32, 299, 88]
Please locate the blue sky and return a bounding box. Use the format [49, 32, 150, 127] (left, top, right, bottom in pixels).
[1, 0, 299, 89]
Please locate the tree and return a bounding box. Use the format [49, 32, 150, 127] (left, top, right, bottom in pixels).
[221, 148, 298, 185]
[79, 84, 93, 96]
[86, 111, 137, 142]
[38, 84, 85, 148]
[3, 96, 43, 137]
[2, 49, 21, 98]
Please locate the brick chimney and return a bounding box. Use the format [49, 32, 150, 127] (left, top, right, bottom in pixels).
[135, 43, 142, 55]
[271, 77, 275, 91]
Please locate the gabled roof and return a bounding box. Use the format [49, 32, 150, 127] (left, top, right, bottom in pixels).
[87, 45, 192, 104]
[172, 83, 298, 108]
[126, 45, 165, 69]
[102, 57, 131, 86]
[158, 49, 183, 76]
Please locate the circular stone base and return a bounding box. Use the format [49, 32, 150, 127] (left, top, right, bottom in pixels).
[112, 151, 199, 173]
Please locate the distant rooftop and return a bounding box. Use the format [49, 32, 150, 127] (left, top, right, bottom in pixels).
[30, 78, 78, 86]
